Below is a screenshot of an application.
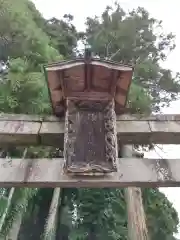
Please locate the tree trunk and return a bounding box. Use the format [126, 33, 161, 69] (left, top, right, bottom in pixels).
[56, 189, 71, 240]
[1, 148, 28, 240]
[6, 213, 23, 240]
[0, 188, 15, 233]
[122, 145, 149, 240]
[43, 188, 61, 240]
[18, 189, 54, 240]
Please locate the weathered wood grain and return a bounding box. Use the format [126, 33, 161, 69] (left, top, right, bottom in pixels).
[0, 119, 41, 146]
[122, 145, 149, 240]
[64, 100, 117, 175]
[1, 113, 180, 146]
[125, 188, 149, 240]
[45, 59, 133, 116]
[0, 157, 180, 187]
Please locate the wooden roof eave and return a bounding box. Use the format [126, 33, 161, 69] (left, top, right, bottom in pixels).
[45, 58, 134, 72]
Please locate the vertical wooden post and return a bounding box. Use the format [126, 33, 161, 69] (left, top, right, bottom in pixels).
[122, 145, 149, 240]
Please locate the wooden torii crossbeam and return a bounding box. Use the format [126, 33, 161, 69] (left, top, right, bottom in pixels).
[0, 113, 180, 187]
[0, 157, 180, 188]
[0, 113, 180, 146]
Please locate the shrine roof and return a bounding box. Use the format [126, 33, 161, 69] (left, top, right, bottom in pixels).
[44, 57, 134, 117]
[45, 58, 133, 72]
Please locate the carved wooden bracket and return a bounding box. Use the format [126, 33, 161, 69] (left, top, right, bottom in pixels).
[45, 58, 133, 175]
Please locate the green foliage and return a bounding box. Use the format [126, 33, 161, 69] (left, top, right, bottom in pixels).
[0, 188, 38, 238]
[128, 82, 152, 114]
[0, 196, 8, 218]
[0, 58, 51, 114]
[0, 0, 61, 63]
[84, 4, 180, 112]
[143, 189, 179, 240]
[0, 1, 63, 238]
[72, 189, 127, 240]
[44, 15, 78, 58]
[70, 188, 179, 240]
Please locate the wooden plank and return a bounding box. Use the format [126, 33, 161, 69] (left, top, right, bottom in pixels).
[1, 113, 180, 122]
[1, 113, 180, 146]
[0, 113, 42, 121]
[0, 157, 180, 187]
[0, 119, 41, 146]
[63, 100, 117, 175]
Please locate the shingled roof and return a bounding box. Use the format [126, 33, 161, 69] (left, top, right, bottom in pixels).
[44, 58, 134, 117]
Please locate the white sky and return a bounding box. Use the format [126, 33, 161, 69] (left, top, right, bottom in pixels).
[32, 0, 180, 237]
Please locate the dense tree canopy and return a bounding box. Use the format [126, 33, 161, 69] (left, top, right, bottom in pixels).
[84, 4, 180, 112]
[43, 15, 78, 58]
[0, 0, 179, 239]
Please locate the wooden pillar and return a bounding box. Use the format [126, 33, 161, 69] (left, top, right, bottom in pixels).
[64, 99, 118, 175]
[122, 145, 149, 240]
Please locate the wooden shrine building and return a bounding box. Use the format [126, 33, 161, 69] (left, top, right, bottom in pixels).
[44, 51, 133, 175]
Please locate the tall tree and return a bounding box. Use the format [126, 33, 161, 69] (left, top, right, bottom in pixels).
[43, 15, 78, 58]
[84, 4, 180, 112]
[0, 0, 61, 64]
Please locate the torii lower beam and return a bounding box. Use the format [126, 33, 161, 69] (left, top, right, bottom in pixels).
[0, 157, 180, 188]
[1, 113, 180, 146]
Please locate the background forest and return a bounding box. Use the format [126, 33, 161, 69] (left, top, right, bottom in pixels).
[0, 0, 180, 239]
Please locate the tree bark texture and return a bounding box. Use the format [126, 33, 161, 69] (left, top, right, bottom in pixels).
[122, 145, 149, 240]
[6, 213, 23, 240]
[43, 188, 61, 240]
